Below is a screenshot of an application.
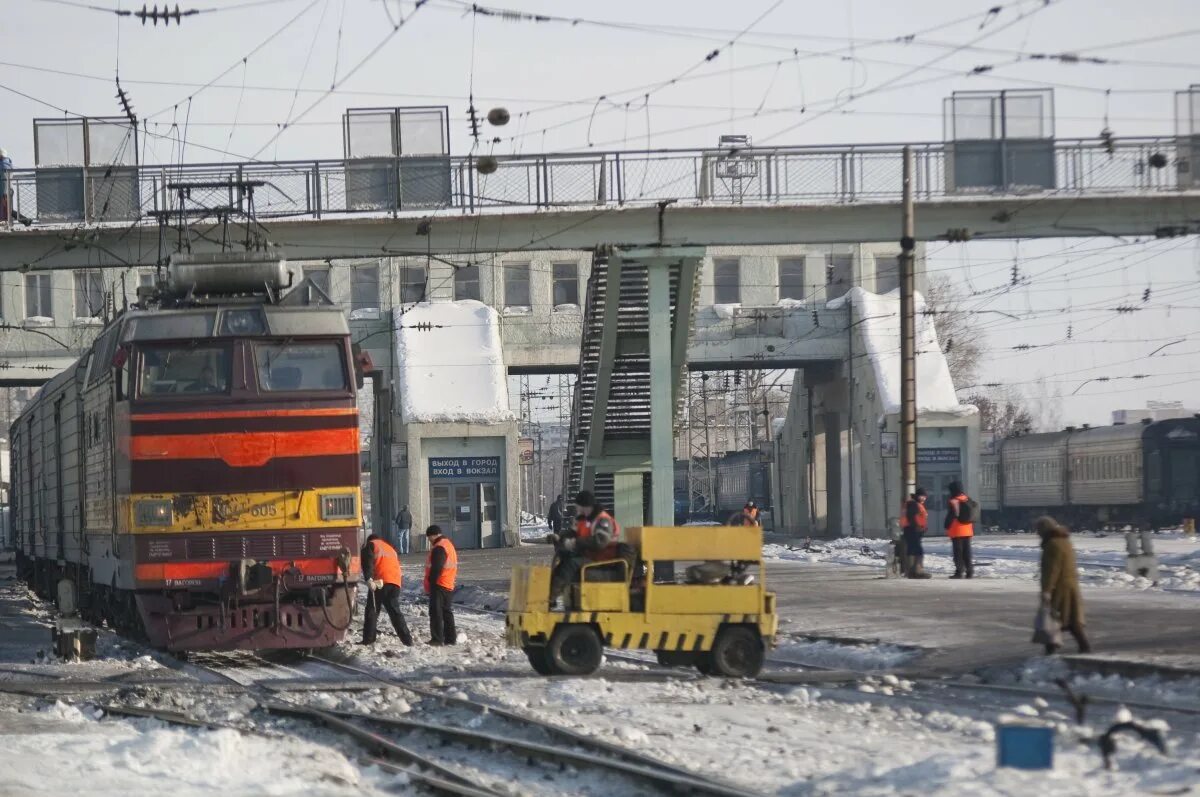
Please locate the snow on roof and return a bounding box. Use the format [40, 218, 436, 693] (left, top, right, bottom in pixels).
[395, 300, 515, 424]
[827, 287, 975, 417]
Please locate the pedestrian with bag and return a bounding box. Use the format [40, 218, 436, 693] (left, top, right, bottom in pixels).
[902, 487, 932, 579]
[360, 533, 413, 646]
[423, 525, 458, 646]
[1033, 516, 1091, 655]
[394, 505, 413, 554]
[945, 480, 976, 579]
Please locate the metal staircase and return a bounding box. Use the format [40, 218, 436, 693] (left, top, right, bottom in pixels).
[564, 246, 703, 525]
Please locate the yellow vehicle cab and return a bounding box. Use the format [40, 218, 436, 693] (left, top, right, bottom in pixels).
[506, 525, 777, 678]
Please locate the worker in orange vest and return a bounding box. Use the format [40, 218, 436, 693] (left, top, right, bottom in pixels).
[360, 533, 413, 646]
[743, 501, 761, 526]
[945, 480, 976, 579]
[548, 490, 622, 606]
[901, 487, 932, 579]
[423, 525, 458, 646]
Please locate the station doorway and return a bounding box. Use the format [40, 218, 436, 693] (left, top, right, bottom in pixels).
[428, 456, 502, 549]
[917, 447, 963, 536]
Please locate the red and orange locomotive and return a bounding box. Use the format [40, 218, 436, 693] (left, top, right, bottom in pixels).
[11, 253, 364, 651]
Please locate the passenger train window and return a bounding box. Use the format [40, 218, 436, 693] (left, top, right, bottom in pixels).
[254, 341, 346, 392]
[138, 345, 231, 396]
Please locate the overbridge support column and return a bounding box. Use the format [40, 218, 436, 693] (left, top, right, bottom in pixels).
[647, 261, 674, 527]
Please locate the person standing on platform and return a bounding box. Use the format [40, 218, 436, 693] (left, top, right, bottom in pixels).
[360, 533, 413, 646]
[423, 525, 458, 646]
[394, 505, 413, 554]
[945, 480, 976, 579]
[902, 487, 932, 579]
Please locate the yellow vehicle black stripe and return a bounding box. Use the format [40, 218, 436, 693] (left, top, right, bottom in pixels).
[637, 632, 649, 649]
[620, 633, 632, 649]
[675, 633, 688, 650]
[657, 631, 669, 649]
[693, 635, 705, 651]
[604, 632, 613, 645]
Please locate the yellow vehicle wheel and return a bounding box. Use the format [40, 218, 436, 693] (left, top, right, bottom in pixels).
[546, 624, 603, 676]
[702, 626, 764, 678]
[523, 645, 553, 676]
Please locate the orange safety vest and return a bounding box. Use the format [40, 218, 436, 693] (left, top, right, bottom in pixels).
[947, 493, 974, 539]
[745, 507, 759, 522]
[900, 500, 928, 532]
[423, 537, 458, 592]
[369, 538, 402, 587]
[576, 510, 621, 561]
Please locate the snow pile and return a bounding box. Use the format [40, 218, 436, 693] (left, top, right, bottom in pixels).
[827, 287, 975, 416]
[0, 709, 388, 796]
[711, 303, 740, 320]
[773, 639, 920, 671]
[394, 301, 515, 424]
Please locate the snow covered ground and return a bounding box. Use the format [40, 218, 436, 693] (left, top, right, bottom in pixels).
[0, 700, 395, 797]
[764, 532, 1200, 592]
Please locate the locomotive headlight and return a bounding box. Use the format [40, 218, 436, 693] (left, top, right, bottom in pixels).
[135, 499, 173, 527]
[320, 493, 357, 521]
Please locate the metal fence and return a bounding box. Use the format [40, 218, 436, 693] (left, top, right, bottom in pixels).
[4, 136, 1193, 227]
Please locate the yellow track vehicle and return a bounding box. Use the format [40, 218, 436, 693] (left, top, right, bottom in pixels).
[506, 525, 777, 678]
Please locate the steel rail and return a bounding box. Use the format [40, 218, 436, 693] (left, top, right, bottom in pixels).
[262, 702, 503, 796]
[310, 652, 740, 786]
[270, 701, 767, 797]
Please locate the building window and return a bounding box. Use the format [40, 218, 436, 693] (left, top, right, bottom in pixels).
[713, 258, 740, 304]
[398, 263, 427, 304]
[454, 264, 480, 302]
[875, 254, 901, 294]
[504, 263, 530, 308]
[778, 257, 805, 301]
[25, 274, 52, 318]
[826, 253, 853, 300]
[552, 262, 579, 306]
[350, 264, 380, 312]
[74, 271, 104, 318]
[138, 271, 156, 290]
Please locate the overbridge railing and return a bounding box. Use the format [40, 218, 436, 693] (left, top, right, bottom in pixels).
[4, 136, 1193, 227]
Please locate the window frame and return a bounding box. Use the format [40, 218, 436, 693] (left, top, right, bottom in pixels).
[454, 264, 481, 302]
[713, 258, 740, 305]
[252, 339, 350, 394]
[24, 273, 52, 318]
[350, 264, 381, 312]
[778, 257, 805, 301]
[74, 270, 105, 318]
[504, 263, 531, 308]
[398, 263, 427, 305]
[134, 341, 235, 400]
[552, 261, 579, 306]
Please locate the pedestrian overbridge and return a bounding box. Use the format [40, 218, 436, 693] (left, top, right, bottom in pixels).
[1, 136, 1198, 270]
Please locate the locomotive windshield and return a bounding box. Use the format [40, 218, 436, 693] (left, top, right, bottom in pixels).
[138, 344, 231, 396]
[254, 341, 347, 392]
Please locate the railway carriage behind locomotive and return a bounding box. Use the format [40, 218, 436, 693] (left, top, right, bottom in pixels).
[979, 417, 1200, 529]
[10, 253, 365, 651]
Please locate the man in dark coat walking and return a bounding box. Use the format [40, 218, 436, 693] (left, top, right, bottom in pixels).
[394, 505, 413, 554]
[1036, 516, 1091, 655]
[547, 495, 565, 534]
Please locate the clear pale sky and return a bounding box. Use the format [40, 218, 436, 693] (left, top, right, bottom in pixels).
[2, 0, 1198, 426]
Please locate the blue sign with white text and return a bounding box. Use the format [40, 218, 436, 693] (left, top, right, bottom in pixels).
[429, 456, 500, 480]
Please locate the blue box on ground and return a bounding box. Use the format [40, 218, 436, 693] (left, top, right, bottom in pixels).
[997, 724, 1055, 769]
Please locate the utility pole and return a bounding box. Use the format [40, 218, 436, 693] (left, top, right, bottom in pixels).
[899, 146, 918, 499]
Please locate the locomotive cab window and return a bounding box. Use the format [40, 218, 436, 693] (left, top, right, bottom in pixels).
[254, 341, 347, 392]
[138, 345, 232, 396]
